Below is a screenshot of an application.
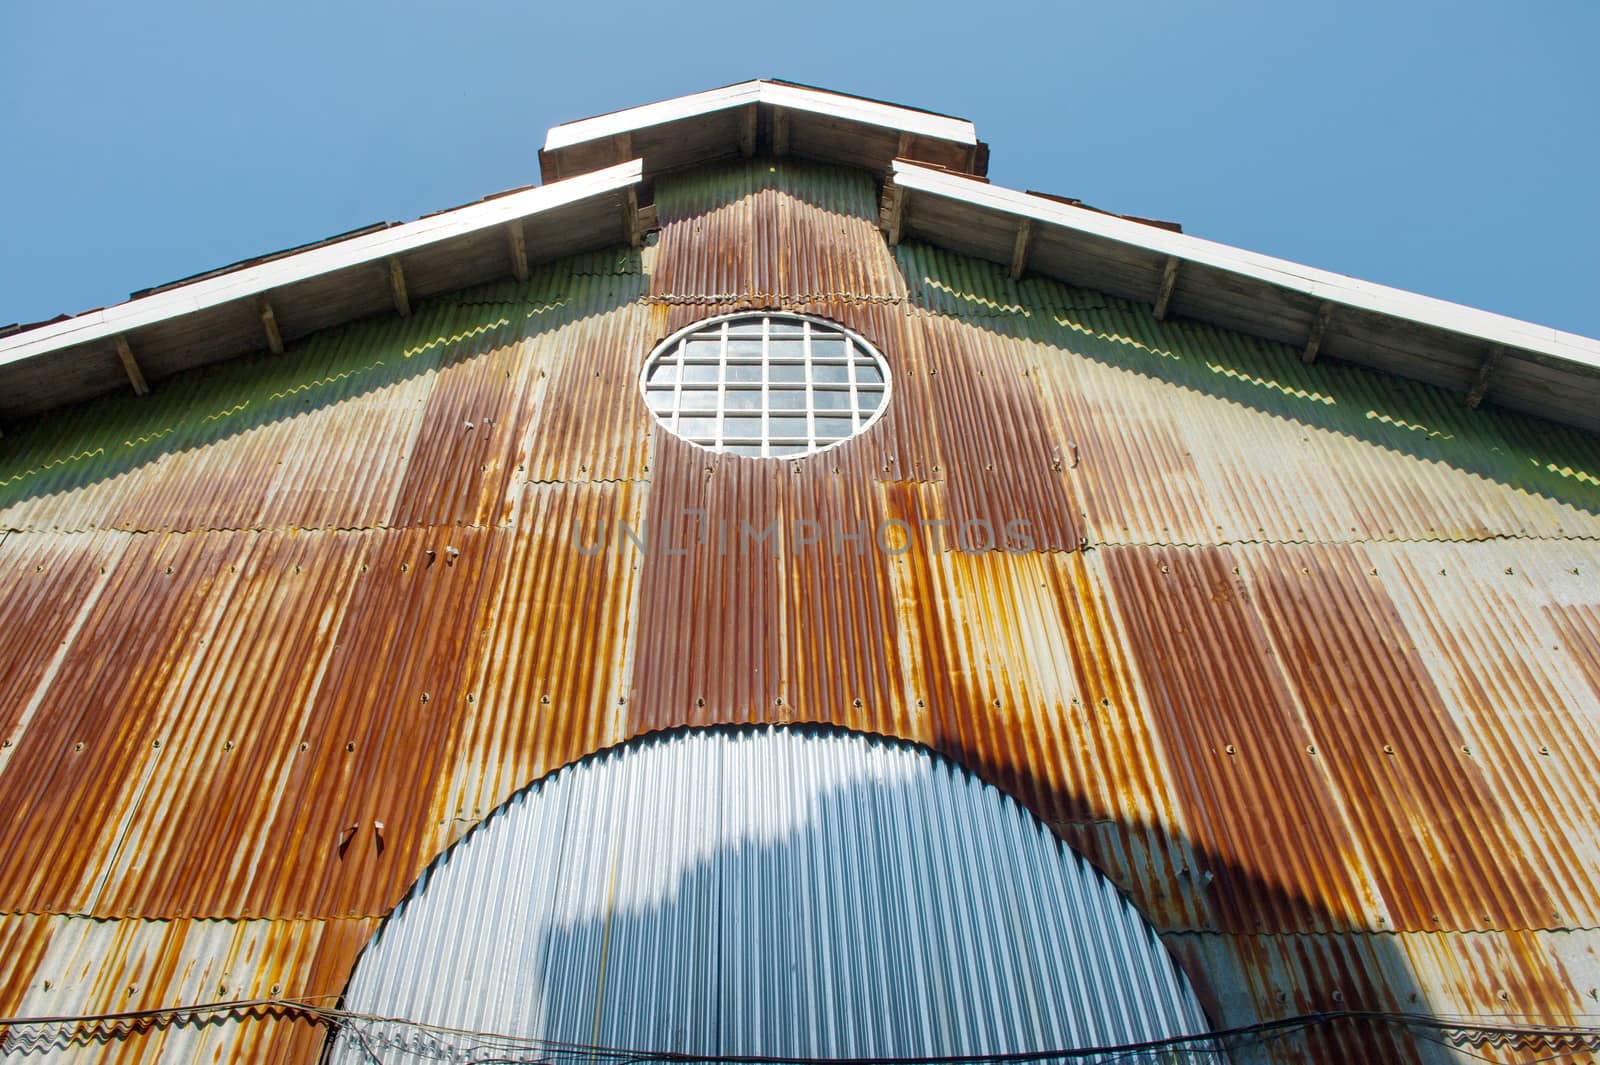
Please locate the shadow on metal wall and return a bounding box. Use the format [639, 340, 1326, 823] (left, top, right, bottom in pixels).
[322, 725, 1459, 1065]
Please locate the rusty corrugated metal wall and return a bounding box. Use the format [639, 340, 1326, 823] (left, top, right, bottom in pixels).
[1, 160, 1598, 1062]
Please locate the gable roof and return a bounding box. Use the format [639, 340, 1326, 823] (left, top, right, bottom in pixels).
[2, 81, 1596, 432]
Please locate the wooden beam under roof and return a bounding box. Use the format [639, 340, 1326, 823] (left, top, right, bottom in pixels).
[772, 109, 791, 158]
[1009, 220, 1035, 281]
[113, 335, 150, 396]
[507, 220, 529, 282]
[624, 188, 641, 248]
[1301, 302, 1335, 365]
[1153, 256, 1181, 321]
[881, 184, 907, 246]
[388, 257, 410, 318]
[738, 105, 757, 158]
[259, 298, 285, 355]
[1465, 346, 1503, 409]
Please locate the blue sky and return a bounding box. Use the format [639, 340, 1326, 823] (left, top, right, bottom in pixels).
[3, 1, 1596, 337]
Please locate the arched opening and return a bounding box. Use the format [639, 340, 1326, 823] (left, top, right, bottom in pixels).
[328, 726, 1218, 1063]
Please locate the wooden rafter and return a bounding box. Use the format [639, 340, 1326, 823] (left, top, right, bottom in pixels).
[1301, 302, 1335, 365]
[772, 110, 791, 158]
[1153, 256, 1181, 321]
[1009, 220, 1035, 281]
[388, 257, 410, 318]
[1465, 345, 1504, 409]
[623, 188, 641, 248]
[259, 299, 285, 355]
[881, 184, 907, 246]
[613, 132, 632, 165]
[507, 220, 529, 282]
[738, 105, 757, 158]
[114, 335, 150, 396]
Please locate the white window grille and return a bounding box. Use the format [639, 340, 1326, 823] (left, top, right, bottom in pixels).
[640, 312, 891, 457]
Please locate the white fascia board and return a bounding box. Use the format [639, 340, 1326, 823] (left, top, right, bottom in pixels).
[544, 81, 977, 154]
[544, 82, 765, 151]
[0, 159, 644, 370]
[756, 82, 977, 144]
[893, 161, 1600, 372]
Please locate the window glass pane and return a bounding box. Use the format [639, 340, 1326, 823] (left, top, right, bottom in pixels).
[814, 364, 850, 384]
[815, 417, 855, 438]
[679, 389, 719, 412]
[678, 416, 719, 439]
[682, 339, 721, 358]
[858, 390, 884, 411]
[770, 363, 807, 385]
[810, 338, 846, 357]
[647, 364, 679, 386]
[723, 415, 763, 440]
[725, 390, 763, 411]
[767, 339, 806, 359]
[855, 365, 884, 385]
[768, 389, 806, 411]
[684, 363, 720, 384]
[814, 390, 852, 410]
[726, 444, 765, 457]
[725, 363, 763, 384]
[769, 415, 809, 437]
[728, 338, 764, 356]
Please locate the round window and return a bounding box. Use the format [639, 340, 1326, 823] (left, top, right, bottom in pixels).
[640, 312, 891, 458]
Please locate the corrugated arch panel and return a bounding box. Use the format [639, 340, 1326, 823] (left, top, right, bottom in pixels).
[329, 726, 1216, 1064]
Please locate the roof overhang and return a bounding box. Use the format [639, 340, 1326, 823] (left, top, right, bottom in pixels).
[4, 83, 1597, 436]
[540, 79, 987, 189]
[0, 160, 644, 420]
[885, 161, 1600, 433]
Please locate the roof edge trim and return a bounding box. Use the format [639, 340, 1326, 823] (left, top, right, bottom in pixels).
[543, 80, 978, 153]
[0, 159, 645, 371]
[891, 161, 1600, 373]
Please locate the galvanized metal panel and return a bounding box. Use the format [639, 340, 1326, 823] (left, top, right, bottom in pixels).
[328, 728, 1216, 1064]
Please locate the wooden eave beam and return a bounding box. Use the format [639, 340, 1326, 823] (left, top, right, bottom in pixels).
[114, 334, 150, 396]
[623, 188, 642, 248]
[1465, 345, 1503, 409]
[738, 105, 757, 158]
[387, 257, 410, 318]
[881, 184, 907, 246]
[507, 220, 529, 282]
[1153, 256, 1181, 321]
[772, 109, 791, 158]
[1009, 219, 1035, 281]
[1301, 302, 1335, 365]
[612, 132, 632, 165]
[259, 298, 285, 355]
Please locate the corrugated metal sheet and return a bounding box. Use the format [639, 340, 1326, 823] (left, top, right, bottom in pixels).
[328, 727, 1217, 1065]
[0, 914, 374, 1063]
[0, 159, 1597, 1062]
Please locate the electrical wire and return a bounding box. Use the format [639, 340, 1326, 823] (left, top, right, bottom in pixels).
[1, 999, 1597, 1064]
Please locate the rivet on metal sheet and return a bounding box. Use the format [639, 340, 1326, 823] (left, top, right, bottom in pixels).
[346, 741, 356, 752]
[421, 693, 430, 704]
[298, 742, 309, 752]
[1540, 745, 1551, 755]
[1305, 745, 1317, 755]
[543, 694, 553, 705]
[1383, 744, 1395, 754]
[1225, 744, 1236, 755]
[1461, 746, 1473, 756]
